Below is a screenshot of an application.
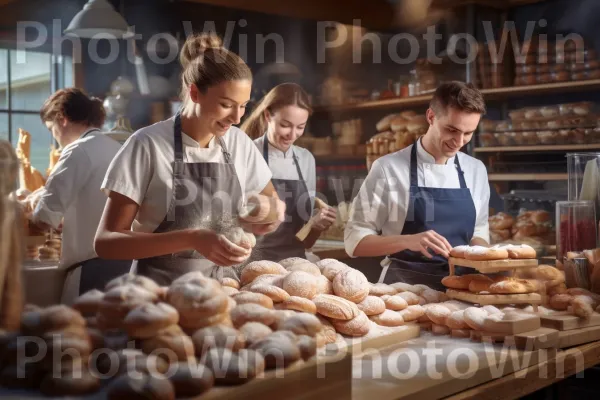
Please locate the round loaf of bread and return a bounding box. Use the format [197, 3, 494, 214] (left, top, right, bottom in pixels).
[191, 325, 245, 357]
[240, 261, 287, 286]
[468, 275, 494, 293]
[503, 244, 536, 259]
[421, 289, 448, 304]
[277, 312, 323, 337]
[369, 283, 397, 297]
[167, 362, 214, 398]
[315, 275, 334, 295]
[124, 302, 179, 339]
[21, 305, 86, 336]
[432, 324, 451, 336]
[220, 277, 240, 290]
[425, 304, 452, 325]
[249, 284, 290, 303]
[450, 245, 469, 258]
[331, 311, 370, 336]
[441, 300, 470, 311]
[333, 269, 369, 303]
[105, 274, 162, 296]
[369, 309, 404, 327]
[140, 325, 195, 363]
[107, 372, 174, 400]
[396, 292, 421, 306]
[381, 294, 409, 311]
[100, 284, 159, 323]
[278, 257, 307, 269]
[279, 258, 321, 276]
[465, 246, 508, 261]
[231, 292, 274, 309]
[248, 333, 301, 369]
[488, 279, 534, 294]
[321, 261, 350, 281]
[244, 273, 286, 289]
[297, 335, 317, 361]
[314, 258, 340, 271]
[280, 296, 317, 314]
[389, 282, 423, 294]
[398, 305, 425, 322]
[357, 296, 386, 316]
[441, 275, 471, 290]
[72, 289, 104, 316]
[316, 315, 337, 344]
[464, 307, 488, 330]
[239, 322, 273, 347]
[222, 286, 239, 296]
[203, 347, 265, 384]
[489, 212, 514, 230]
[283, 271, 318, 299]
[230, 303, 276, 328]
[166, 282, 228, 322]
[446, 310, 468, 330]
[417, 304, 432, 322]
[313, 294, 360, 320]
[482, 305, 502, 315]
[40, 368, 100, 396]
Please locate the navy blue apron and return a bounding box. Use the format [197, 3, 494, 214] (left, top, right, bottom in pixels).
[251, 136, 311, 262]
[380, 142, 477, 291]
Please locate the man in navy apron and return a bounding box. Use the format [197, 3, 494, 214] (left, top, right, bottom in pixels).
[344, 82, 491, 291]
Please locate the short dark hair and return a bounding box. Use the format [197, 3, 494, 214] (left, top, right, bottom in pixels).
[40, 87, 106, 127]
[430, 81, 486, 115]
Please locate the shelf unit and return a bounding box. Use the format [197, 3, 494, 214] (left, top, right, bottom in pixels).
[475, 144, 600, 153]
[488, 173, 568, 182]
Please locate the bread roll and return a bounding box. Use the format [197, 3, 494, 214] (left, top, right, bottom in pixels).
[140, 325, 195, 362]
[315, 275, 334, 295]
[357, 296, 386, 316]
[369, 309, 404, 327]
[450, 245, 469, 258]
[321, 261, 350, 281]
[503, 244, 536, 259]
[191, 325, 245, 356]
[397, 305, 425, 321]
[421, 289, 448, 304]
[240, 261, 287, 286]
[105, 273, 162, 296]
[489, 212, 514, 230]
[331, 311, 370, 336]
[231, 292, 274, 309]
[315, 315, 337, 344]
[313, 294, 360, 320]
[245, 274, 285, 289]
[369, 283, 397, 296]
[332, 269, 369, 303]
[488, 279, 536, 294]
[279, 258, 321, 276]
[248, 333, 301, 369]
[446, 310, 469, 329]
[166, 281, 227, 322]
[441, 300, 470, 311]
[124, 302, 179, 339]
[396, 291, 421, 306]
[20, 305, 85, 336]
[220, 277, 240, 290]
[167, 362, 214, 398]
[72, 289, 104, 316]
[230, 303, 276, 328]
[468, 275, 494, 293]
[279, 296, 317, 314]
[465, 246, 508, 261]
[249, 284, 290, 303]
[283, 271, 317, 299]
[547, 282, 568, 296]
[239, 322, 273, 347]
[432, 324, 451, 336]
[441, 275, 472, 290]
[314, 258, 339, 271]
[381, 294, 408, 311]
[277, 312, 322, 337]
[463, 307, 488, 330]
[425, 304, 452, 325]
[222, 286, 239, 296]
[203, 348, 265, 384]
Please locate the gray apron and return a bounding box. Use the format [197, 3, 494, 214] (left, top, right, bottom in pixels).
[132, 112, 244, 286]
[251, 136, 311, 262]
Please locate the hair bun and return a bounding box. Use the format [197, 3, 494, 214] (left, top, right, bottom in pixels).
[180, 32, 223, 68]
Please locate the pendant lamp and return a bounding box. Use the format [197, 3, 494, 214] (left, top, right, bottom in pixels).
[64, 0, 130, 38]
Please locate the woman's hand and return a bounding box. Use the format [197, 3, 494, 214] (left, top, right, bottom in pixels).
[310, 206, 337, 232]
[191, 229, 251, 266]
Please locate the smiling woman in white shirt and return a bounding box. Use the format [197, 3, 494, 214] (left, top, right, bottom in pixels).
[241, 83, 337, 261]
[344, 82, 490, 291]
[94, 33, 284, 286]
[30, 88, 130, 304]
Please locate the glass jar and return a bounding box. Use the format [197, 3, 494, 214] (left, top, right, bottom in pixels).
[556, 200, 597, 261]
[408, 69, 420, 96]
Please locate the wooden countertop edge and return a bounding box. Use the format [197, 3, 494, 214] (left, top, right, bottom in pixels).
[442, 341, 600, 400]
[312, 247, 350, 260]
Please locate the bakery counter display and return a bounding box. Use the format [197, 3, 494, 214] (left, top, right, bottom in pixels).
[478, 102, 600, 148]
[488, 209, 555, 249]
[367, 111, 428, 170]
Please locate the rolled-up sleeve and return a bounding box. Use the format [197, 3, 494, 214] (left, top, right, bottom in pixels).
[33, 144, 91, 229]
[344, 160, 390, 257]
[472, 160, 490, 244]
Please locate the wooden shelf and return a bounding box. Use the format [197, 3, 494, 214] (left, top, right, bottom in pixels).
[313, 80, 600, 113]
[315, 154, 366, 162]
[488, 173, 568, 181]
[475, 143, 600, 153]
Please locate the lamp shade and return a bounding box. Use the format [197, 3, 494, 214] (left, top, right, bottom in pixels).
[64, 0, 130, 38]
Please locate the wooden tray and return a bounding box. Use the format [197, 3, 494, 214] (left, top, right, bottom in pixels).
[471, 327, 559, 350]
[557, 325, 600, 348]
[448, 257, 538, 274]
[327, 322, 421, 355]
[482, 313, 541, 334]
[540, 312, 600, 331]
[446, 289, 542, 308]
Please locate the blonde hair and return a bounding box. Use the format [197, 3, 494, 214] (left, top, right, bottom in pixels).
[179, 32, 252, 103]
[241, 83, 312, 140]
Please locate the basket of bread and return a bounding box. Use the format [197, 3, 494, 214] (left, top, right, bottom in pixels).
[367, 111, 428, 170]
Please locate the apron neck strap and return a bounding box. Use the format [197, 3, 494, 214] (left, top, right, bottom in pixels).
[262, 134, 305, 182]
[410, 141, 467, 189]
[173, 111, 233, 165]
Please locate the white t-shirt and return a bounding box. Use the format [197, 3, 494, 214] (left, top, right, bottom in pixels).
[344, 139, 490, 257]
[253, 136, 316, 210]
[33, 130, 122, 268]
[101, 117, 273, 233]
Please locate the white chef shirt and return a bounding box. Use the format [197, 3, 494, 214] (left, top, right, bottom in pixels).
[101, 117, 273, 233]
[344, 139, 490, 257]
[32, 130, 123, 268]
[253, 135, 316, 211]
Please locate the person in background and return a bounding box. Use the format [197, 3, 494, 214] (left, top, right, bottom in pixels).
[94, 33, 285, 286]
[344, 81, 490, 290]
[241, 83, 337, 261]
[30, 88, 130, 303]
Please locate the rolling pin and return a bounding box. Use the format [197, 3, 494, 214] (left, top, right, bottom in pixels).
[296, 198, 330, 241]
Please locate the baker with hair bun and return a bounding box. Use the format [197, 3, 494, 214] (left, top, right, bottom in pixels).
[95, 33, 285, 286]
[30, 87, 128, 304]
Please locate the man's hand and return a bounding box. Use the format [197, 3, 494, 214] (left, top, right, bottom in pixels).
[403, 230, 452, 258]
